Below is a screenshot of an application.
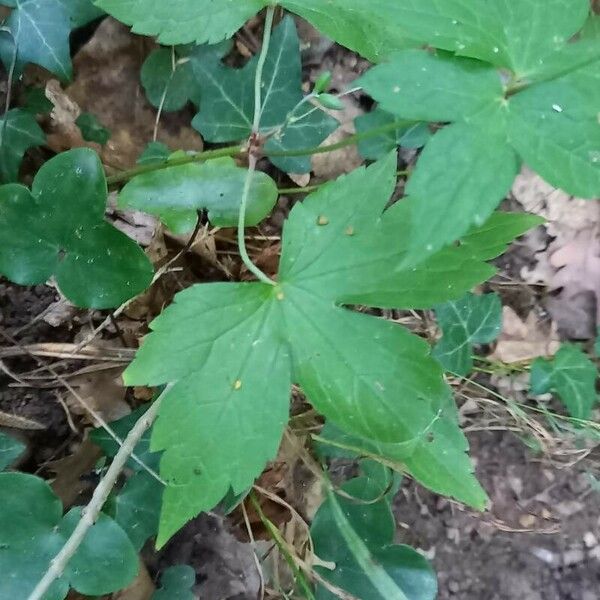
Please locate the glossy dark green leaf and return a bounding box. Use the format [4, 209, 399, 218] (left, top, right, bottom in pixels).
[114, 472, 162, 550]
[530, 344, 598, 419]
[153, 565, 195, 600]
[190, 17, 338, 173]
[24, 87, 54, 114]
[0, 431, 25, 470]
[0, 0, 72, 80]
[0, 472, 138, 599]
[0, 148, 153, 308]
[0, 108, 45, 182]
[141, 47, 195, 112]
[433, 292, 502, 376]
[311, 479, 437, 600]
[118, 156, 278, 233]
[76, 112, 111, 145]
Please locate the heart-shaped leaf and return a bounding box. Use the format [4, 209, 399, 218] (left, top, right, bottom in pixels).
[0, 431, 25, 470]
[0, 472, 138, 599]
[0, 148, 153, 308]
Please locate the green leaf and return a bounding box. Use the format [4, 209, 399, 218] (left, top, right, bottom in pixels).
[23, 87, 54, 115]
[123, 155, 526, 544]
[0, 472, 138, 599]
[581, 15, 600, 40]
[0, 108, 45, 182]
[141, 47, 195, 112]
[118, 156, 278, 233]
[190, 17, 338, 173]
[153, 565, 195, 600]
[354, 108, 430, 160]
[57, 0, 105, 27]
[114, 472, 162, 550]
[76, 112, 111, 145]
[311, 479, 437, 600]
[507, 61, 600, 199]
[433, 292, 502, 376]
[530, 344, 598, 419]
[0, 0, 72, 80]
[356, 50, 504, 122]
[0, 148, 153, 308]
[280, 0, 418, 62]
[90, 404, 160, 472]
[138, 141, 170, 165]
[0, 431, 25, 470]
[96, 0, 268, 45]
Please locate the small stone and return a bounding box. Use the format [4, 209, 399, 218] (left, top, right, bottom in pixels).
[519, 514, 536, 528]
[584, 532, 597, 548]
[563, 547, 585, 566]
[531, 547, 556, 565]
[448, 581, 460, 594]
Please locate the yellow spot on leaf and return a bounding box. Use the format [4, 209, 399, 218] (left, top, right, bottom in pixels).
[345, 226, 354, 236]
[317, 215, 329, 226]
[233, 380, 242, 390]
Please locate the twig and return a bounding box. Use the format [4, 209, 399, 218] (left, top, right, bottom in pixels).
[27, 387, 170, 600]
[241, 499, 266, 600]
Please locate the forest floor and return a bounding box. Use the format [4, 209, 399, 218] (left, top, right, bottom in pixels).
[1, 14, 598, 600]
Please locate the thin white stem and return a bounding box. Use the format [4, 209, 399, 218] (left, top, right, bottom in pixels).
[152, 46, 176, 141]
[252, 6, 275, 132]
[27, 386, 171, 600]
[238, 6, 277, 286]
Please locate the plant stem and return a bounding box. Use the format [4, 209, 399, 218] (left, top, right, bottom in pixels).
[236, 6, 277, 286]
[27, 387, 171, 600]
[253, 6, 276, 132]
[106, 144, 245, 186]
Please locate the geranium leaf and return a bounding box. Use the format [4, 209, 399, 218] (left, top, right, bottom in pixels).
[433, 292, 502, 376]
[0, 472, 138, 599]
[530, 345, 598, 420]
[311, 478, 437, 600]
[152, 565, 195, 600]
[0, 148, 153, 308]
[189, 16, 338, 174]
[96, 0, 268, 45]
[507, 62, 600, 199]
[354, 108, 430, 160]
[120, 155, 541, 543]
[0, 431, 25, 470]
[0, 0, 72, 80]
[118, 156, 278, 233]
[0, 108, 45, 182]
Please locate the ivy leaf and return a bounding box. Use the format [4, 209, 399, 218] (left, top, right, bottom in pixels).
[96, 0, 268, 45]
[354, 108, 430, 160]
[0, 108, 45, 182]
[23, 87, 54, 115]
[138, 141, 170, 165]
[141, 47, 195, 112]
[359, 40, 599, 262]
[0, 472, 138, 599]
[0, 431, 25, 470]
[114, 472, 162, 550]
[153, 565, 195, 600]
[190, 17, 338, 174]
[118, 156, 278, 233]
[0, 148, 154, 308]
[530, 344, 598, 420]
[311, 478, 437, 600]
[433, 293, 502, 376]
[76, 112, 111, 145]
[56, 0, 104, 28]
[119, 154, 540, 544]
[0, 0, 72, 80]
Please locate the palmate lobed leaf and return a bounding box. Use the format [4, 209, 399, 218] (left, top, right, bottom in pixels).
[358, 3, 600, 264]
[125, 154, 540, 545]
[0, 148, 153, 308]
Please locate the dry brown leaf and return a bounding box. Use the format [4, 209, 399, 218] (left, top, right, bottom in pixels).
[50, 438, 102, 506]
[490, 306, 560, 363]
[66, 368, 129, 424]
[513, 168, 600, 338]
